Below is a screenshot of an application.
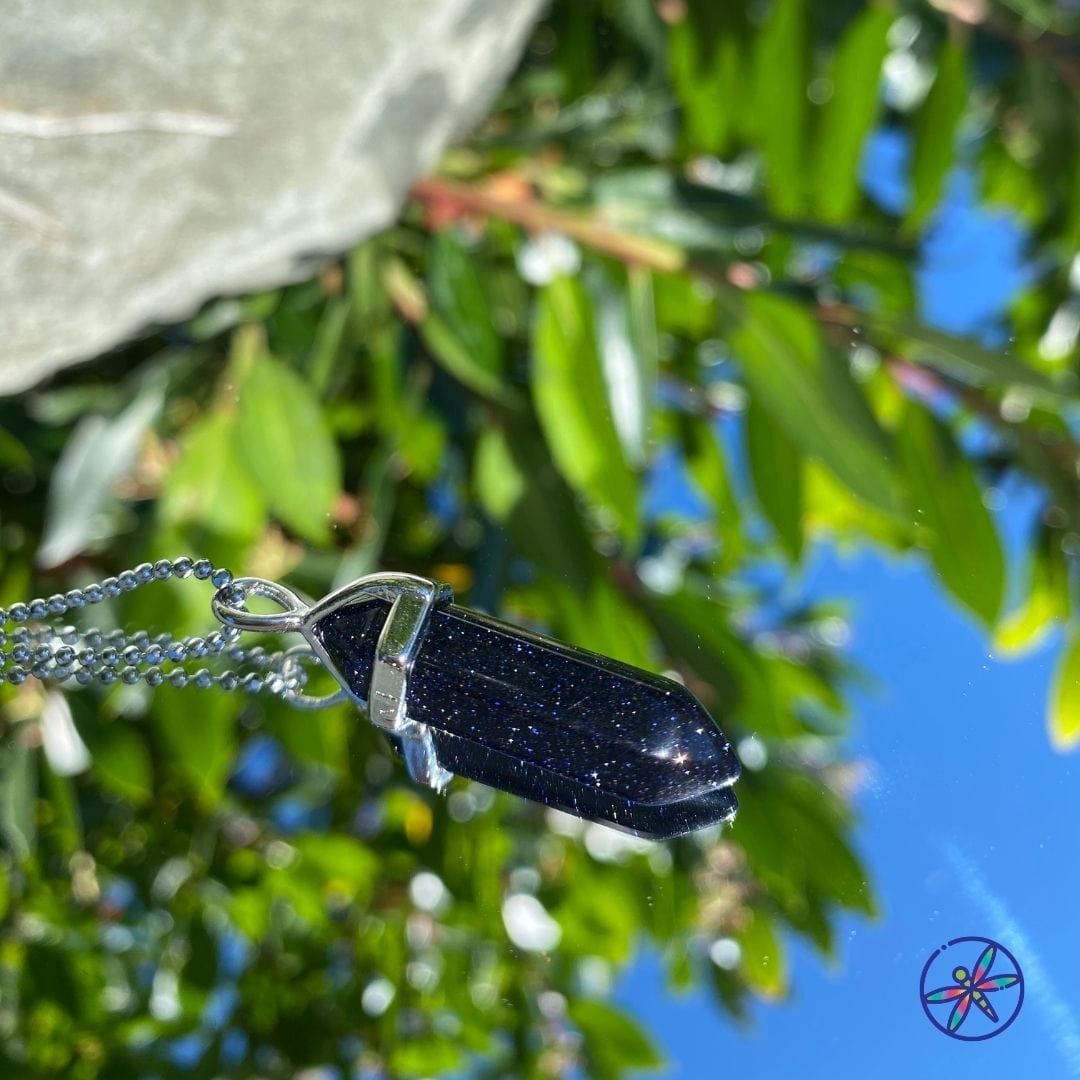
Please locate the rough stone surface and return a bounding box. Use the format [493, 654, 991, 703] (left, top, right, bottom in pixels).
[0, 0, 543, 395]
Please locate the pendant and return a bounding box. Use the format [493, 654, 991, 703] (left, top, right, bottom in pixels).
[213, 573, 740, 839]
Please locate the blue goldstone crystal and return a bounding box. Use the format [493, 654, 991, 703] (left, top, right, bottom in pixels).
[309, 598, 740, 839]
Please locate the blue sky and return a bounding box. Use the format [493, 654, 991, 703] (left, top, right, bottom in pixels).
[619, 133, 1080, 1076]
[621, 543, 1079, 1077]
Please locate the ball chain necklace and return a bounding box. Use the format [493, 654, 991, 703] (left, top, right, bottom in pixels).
[1, 557, 740, 839]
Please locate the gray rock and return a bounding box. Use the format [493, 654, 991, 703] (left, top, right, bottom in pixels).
[0, 0, 542, 395]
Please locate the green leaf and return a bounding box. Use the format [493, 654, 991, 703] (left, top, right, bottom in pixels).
[265, 703, 350, 776]
[654, 269, 717, 338]
[230, 887, 271, 940]
[419, 313, 518, 406]
[836, 249, 917, 315]
[906, 38, 967, 230]
[734, 767, 877, 937]
[812, 6, 892, 223]
[234, 343, 342, 545]
[555, 868, 641, 963]
[347, 240, 392, 336]
[84, 723, 153, 805]
[159, 411, 266, 542]
[389, 1037, 463, 1077]
[745, 399, 803, 561]
[646, 588, 798, 736]
[37, 376, 164, 568]
[1068, 141, 1080, 249]
[502, 424, 599, 597]
[184, 911, 218, 990]
[754, 0, 808, 218]
[25, 941, 102, 1021]
[305, 298, 352, 396]
[188, 291, 280, 340]
[399, 410, 446, 483]
[428, 229, 502, 381]
[551, 577, 655, 670]
[152, 688, 236, 808]
[596, 268, 656, 467]
[333, 441, 397, 585]
[738, 909, 787, 999]
[994, 527, 1068, 656]
[531, 275, 639, 542]
[0, 735, 36, 860]
[595, 169, 909, 256]
[669, 6, 746, 157]
[1049, 631, 1080, 751]
[366, 325, 406, 435]
[473, 427, 526, 521]
[869, 314, 1077, 406]
[570, 999, 664, 1075]
[684, 420, 745, 568]
[731, 292, 903, 518]
[804, 459, 912, 549]
[763, 651, 847, 725]
[0, 425, 31, 469]
[980, 135, 1046, 225]
[293, 834, 378, 898]
[898, 404, 1005, 626]
[386, 252, 516, 406]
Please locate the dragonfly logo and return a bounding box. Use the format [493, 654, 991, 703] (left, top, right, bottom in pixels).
[920, 936, 1024, 1041]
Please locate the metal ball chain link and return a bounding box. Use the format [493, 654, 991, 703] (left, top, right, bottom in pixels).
[0, 557, 311, 700]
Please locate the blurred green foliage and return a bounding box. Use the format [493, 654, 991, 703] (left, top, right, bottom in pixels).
[1, 0, 1079, 1076]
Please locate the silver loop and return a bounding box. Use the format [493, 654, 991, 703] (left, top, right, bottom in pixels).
[278, 645, 349, 710]
[296, 571, 457, 792]
[211, 577, 309, 634]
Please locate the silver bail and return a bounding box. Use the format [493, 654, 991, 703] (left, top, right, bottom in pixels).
[212, 572, 455, 792]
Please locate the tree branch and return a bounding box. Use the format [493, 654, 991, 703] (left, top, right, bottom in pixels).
[409, 174, 1080, 491]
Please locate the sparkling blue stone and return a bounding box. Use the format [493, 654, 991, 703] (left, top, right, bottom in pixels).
[310, 598, 740, 839]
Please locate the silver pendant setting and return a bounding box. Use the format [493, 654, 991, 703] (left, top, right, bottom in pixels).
[213, 573, 455, 791]
[214, 573, 740, 839]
